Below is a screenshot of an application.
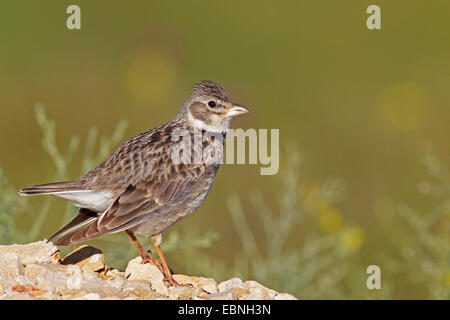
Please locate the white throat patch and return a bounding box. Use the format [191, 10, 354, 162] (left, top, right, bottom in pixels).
[187, 109, 230, 133]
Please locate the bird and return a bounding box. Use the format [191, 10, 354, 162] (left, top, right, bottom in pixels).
[19, 80, 249, 286]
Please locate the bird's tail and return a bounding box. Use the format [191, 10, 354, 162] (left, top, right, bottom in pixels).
[19, 181, 83, 196]
[50, 212, 129, 246]
[47, 208, 99, 244]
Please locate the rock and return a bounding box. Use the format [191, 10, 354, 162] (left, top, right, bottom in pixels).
[168, 284, 200, 300]
[35, 272, 73, 294]
[102, 268, 126, 290]
[0, 240, 59, 265]
[105, 276, 125, 290]
[61, 245, 105, 272]
[124, 257, 168, 296]
[79, 278, 126, 299]
[240, 287, 272, 300]
[31, 264, 84, 295]
[10, 284, 46, 297]
[0, 241, 297, 300]
[82, 268, 100, 281]
[244, 280, 277, 299]
[14, 275, 34, 286]
[218, 277, 244, 292]
[25, 263, 82, 284]
[173, 274, 218, 294]
[123, 281, 161, 300]
[0, 253, 24, 281]
[1, 292, 36, 300]
[206, 290, 237, 300]
[0, 280, 6, 295]
[77, 293, 101, 300]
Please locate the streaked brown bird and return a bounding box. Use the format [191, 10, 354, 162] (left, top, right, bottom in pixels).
[19, 80, 249, 286]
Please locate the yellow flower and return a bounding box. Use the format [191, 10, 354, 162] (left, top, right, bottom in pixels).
[341, 226, 366, 250]
[302, 184, 330, 213]
[319, 207, 343, 233]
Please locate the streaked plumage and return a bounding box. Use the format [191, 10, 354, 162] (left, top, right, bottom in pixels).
[19, 80, 248, 285]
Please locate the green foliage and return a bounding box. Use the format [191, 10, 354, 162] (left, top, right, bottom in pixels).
[221, 147, 369, 298]
[376, 143, 449, 299]
[175, 147, 371, 299]
[0, 168, 24, 244]
[0, 105, 129, 244]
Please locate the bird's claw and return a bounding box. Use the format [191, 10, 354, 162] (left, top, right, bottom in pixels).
[140, 251, 165, 274]
[163, 274, 184, 287]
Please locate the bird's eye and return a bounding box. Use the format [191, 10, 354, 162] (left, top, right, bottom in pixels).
[208, 101, 216, 108]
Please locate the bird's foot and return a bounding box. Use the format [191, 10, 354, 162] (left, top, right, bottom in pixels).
[162, 271, 194, 288]
[163, 273, 183, 287]
[140, 251, 165, 274]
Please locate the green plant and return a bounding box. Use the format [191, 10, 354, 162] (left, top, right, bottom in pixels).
[375, 143, 449, 299]
[0, 104, 128, 245]
[179, 147, 369, 298]
[228, 148, 371, 298]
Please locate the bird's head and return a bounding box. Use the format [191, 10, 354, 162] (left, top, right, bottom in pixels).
[179, 80, 249, 133]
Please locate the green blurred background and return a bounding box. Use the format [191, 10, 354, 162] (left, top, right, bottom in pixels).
[0, 1, 449, 299]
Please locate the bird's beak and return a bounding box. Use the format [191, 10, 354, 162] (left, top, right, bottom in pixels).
[226, 103, 250, 118]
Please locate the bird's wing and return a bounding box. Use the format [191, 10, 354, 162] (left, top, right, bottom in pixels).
[50, 122, 218, 246]
[52, 162, 210, 246]
[47, 208, 99, 243]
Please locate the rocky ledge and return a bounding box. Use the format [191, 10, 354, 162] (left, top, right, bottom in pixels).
[0, 241, 296, 300]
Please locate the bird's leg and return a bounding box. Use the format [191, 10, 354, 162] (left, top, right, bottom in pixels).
[152, 234, 182, 287]
[125, 230, 164, 274]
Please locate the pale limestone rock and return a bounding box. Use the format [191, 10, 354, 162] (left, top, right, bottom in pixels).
[240, 287, 272, 300]
[124, 256, 168, 296]
[80, 278, 125, 299]
[0, 281, 5, 295]
[78, 293, 101, 300]
[33, 265, 83, 295]
[14, 275, 34, 286]
[61, 245, 105, 272]
[82, 268, 99, 281]
[9, 283, 47, 297]
[206, 290, 237, 300]
[35, 272, 73, 294]
[0, 240, 59, 265]
[64, 265, 84, 289]
[25, 263, 69, 282]
[168, 284, 200, 300]
[25, 263, 83, 286]
[0, 253, 24, 281]
[105, 268, 124, 278]
[103, 268, 126, 285]
[0, 241, 297, 300]
[1, 292, 35, 300]
[218, 277, 244, 292]
[0, 276, 13, 296]
[122, 281, 161, 300]
[60, 290, 88, 300]
[173, 274, 218, 294]
[105, 275, 125, 290]
[35, 290, 59, 300]
[244, 280, 278, 298]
